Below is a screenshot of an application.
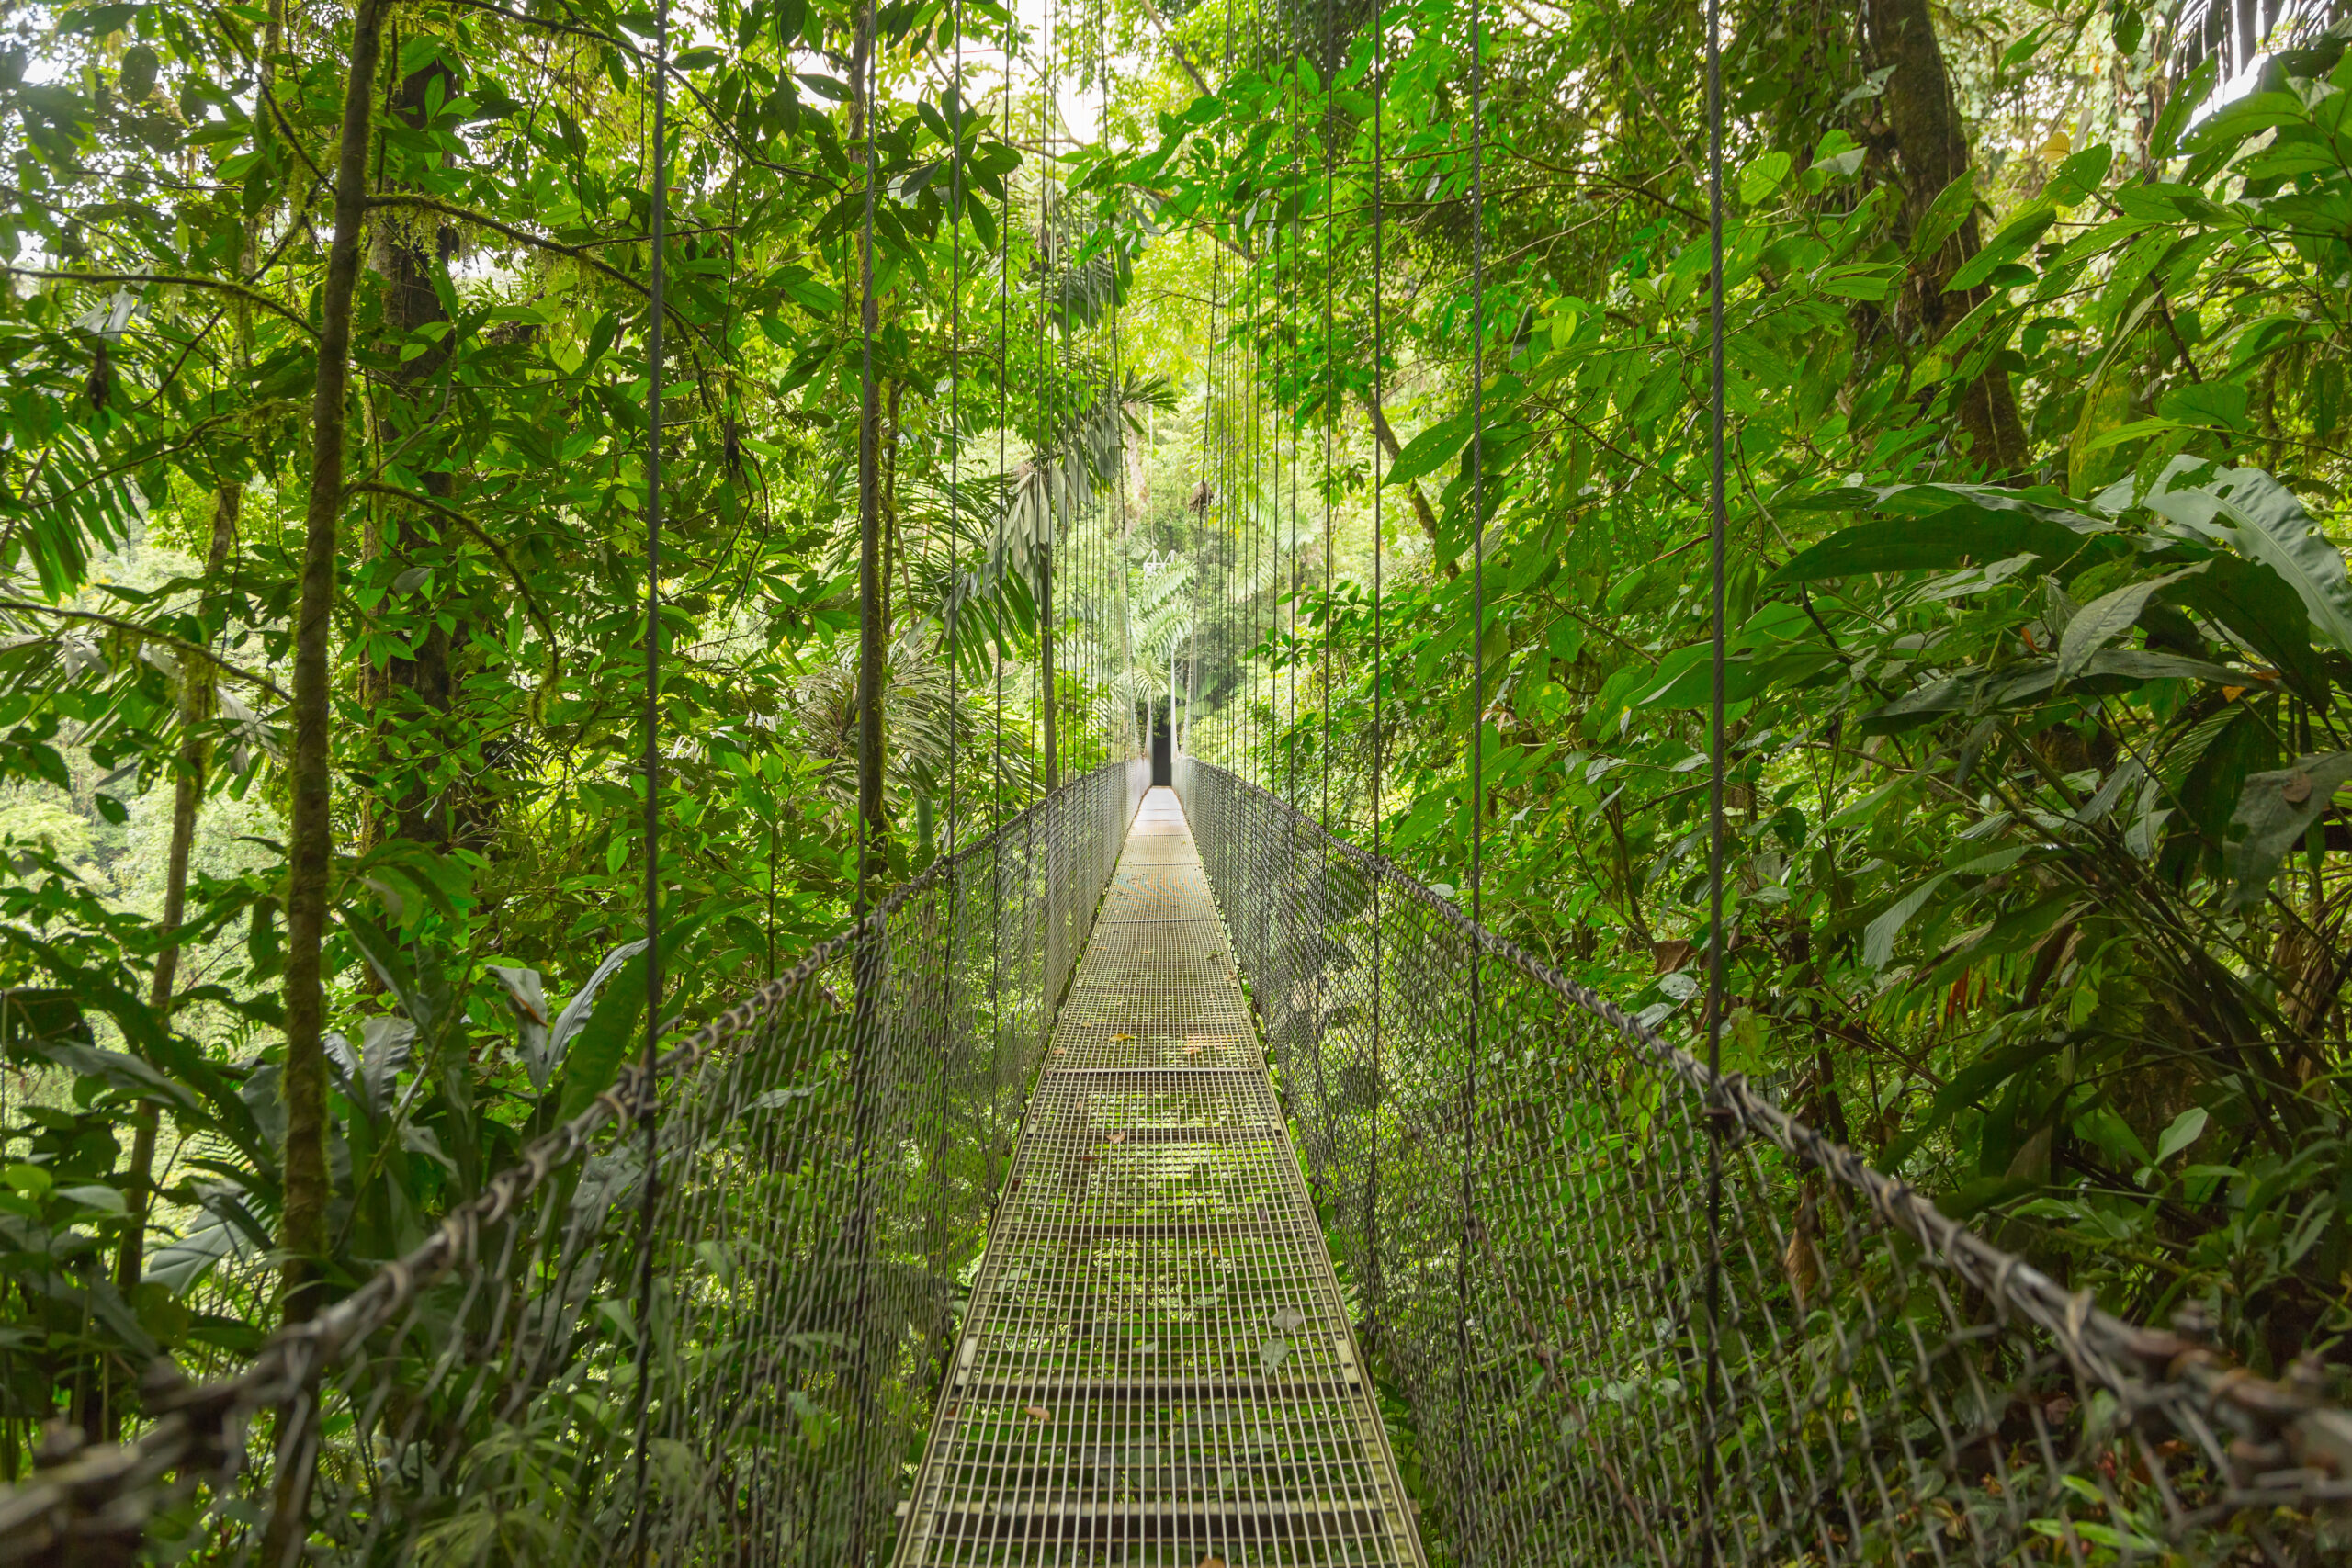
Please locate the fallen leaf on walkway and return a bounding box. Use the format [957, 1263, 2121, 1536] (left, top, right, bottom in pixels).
[1112, 1032, 1135, 1041]
[1052, 1046, 1067, 1055]
[1260, 1337, 1292, 1373]
[1272, 1307, 1306, 1332]
[1023, 1404, 1051, 1422]
[1199, 1556, 1227, 1568]
[1107, 1132, 1125, 1145]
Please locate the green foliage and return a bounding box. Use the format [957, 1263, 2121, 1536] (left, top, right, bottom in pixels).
[1136, 0, 2352, 1413]
[0, 0, 1117, 1464]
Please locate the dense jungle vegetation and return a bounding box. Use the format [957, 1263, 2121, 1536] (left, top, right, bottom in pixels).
[0, 0, 2346, 1474]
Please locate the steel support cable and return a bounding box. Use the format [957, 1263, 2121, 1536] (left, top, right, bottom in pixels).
[1457, 0, 1487, 1547]
[848, 0, 888, 1544]
[1285, 39, 1301, 813]
[1320, 0, 1335, 847]
[932, 0, 965, 1422]
[626, 0, 668, 1550]
[1702, 0, 1730, 1557]
[1036, 0, 1054, 795]
[1365, 0, 1386, 1354]
[989, 0, 1012, 1207]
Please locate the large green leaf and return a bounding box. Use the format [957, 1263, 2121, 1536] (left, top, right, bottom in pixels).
[1385, 408, 1475, 490]
[1770, 495, 2114, 584]
[1861, 847, 2026, 967]
[1947, 202, 2056, 291]
[557, 913, 707, 1122]
[2223, 750, 2352, 907]
[1879, 1034, 2070, 1172]
[2056, 566, 2205, 681]
[2144, 465, 2352, 654]
[2167, 554, 2332, 702]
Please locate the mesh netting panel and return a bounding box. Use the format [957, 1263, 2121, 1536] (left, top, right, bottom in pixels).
[1175, 757, 2352, 1567]
[0, 761, 1146, 1565]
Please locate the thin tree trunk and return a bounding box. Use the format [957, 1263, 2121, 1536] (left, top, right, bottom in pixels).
[114, 490, 236, 1296]
[115, 0, 280, 1314]
[281, 0, 390, 1326]
[1359, 388, 1448, 562]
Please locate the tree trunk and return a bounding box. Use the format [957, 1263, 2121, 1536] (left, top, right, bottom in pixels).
[1359, 388, 1449, 563]
[115, 0, 281, 1319]
[282, 0, 390, 1326]
[1861, 0, 2030, 476]
[114, 490, 236, 1289]
[372, 43, 460, 849]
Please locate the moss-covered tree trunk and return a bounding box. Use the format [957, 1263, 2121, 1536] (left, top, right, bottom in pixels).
[374, 43, 461, 850]
[281, 0, 390, 1326]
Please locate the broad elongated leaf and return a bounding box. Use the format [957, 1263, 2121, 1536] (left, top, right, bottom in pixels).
[489, 964, 551, 1086]
[1385, 408, 1475, 490]
[545, 940, 649, 1094]
[1947, 202, 2056, 291]
[2145, 466, 2352, 654]
[1770, 500, 2112, 584]
[1863, 847, 2025, 968]
[2057, 566, 2204, 680]
[2224, 750, 2352, 906]
[2170, 555, 2331, 702]
[557, 914, 707, 1121]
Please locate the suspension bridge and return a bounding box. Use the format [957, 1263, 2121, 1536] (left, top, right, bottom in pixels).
[0, 0, 2345, 1548]
[0, 756, 2345, 1564]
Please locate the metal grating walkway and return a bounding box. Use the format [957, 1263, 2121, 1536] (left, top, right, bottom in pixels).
[893, 787, 1426, 1566]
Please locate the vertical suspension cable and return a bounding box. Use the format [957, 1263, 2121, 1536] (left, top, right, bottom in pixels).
[1036, 0, 1055, 792]
[854, 0, 883, 915]
[938, 0, 966, 1305]
[1284, 37, 1299, 809]
[949, 3, 963, 860]
[627, 0, 668, 1551]
[1201, 193, 1219, 773]
[989, 0, 1012, 1200]
[848, 0, 885, 1547]
[1702, 0, 1729, 1552]
[1457, 0, 1486, 1540]
[1364, 0, 1385, 1354]
[1320, 0, 1333, 841]
[997, 7, 1012, 839]
[1102, 0, 1129, 766]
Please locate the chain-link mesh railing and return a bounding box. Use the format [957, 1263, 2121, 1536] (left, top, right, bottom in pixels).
[0, 761, 1148, 1566]
[1176, 756, 2352, 1566]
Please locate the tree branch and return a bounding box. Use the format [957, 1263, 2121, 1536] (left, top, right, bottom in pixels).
[2, 267, 317, 337]
[362, 193, 713, 347]
[0, 600, 289, 702]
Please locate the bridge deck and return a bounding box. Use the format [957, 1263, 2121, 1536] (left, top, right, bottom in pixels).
[893, 787, 1425, 1566]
